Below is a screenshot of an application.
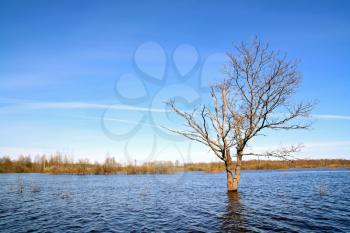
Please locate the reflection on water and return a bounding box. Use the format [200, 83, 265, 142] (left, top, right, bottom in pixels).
[0, 169, 350, 232]
[221, 192, 245, 232]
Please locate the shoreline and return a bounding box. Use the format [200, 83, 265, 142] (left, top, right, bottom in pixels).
[1, 159, 350, 175]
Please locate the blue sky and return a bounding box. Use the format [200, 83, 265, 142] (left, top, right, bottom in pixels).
[0, 0, 349, 163]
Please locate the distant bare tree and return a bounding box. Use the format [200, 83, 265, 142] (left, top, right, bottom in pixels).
[167, 38, 314, 192]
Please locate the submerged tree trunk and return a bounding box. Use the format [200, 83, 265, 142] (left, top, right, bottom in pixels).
[226, 166, 236, 191]
[226, 150, 242, 192]
[225, 149, 236, 192]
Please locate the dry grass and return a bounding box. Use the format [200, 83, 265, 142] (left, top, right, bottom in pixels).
[1, 155, 350, 175]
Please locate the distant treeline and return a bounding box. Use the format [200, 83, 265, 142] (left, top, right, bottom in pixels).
[0, 154, 349, 174]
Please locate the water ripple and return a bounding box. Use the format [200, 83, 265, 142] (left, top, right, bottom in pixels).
[0, 169, 349, 232]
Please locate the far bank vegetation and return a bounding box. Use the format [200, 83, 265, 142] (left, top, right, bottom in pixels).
[0, 153, 349, 175]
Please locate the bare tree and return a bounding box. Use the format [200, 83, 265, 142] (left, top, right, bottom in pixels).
[167, 38, 314, 192]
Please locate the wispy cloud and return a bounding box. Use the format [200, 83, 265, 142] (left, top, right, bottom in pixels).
[0, 99, 169, 113]
[303, 140, 350, 148]
[245, 141, 350, 151]
[245, 141, 350, 159]
[71, 114, 162, 128]
[25, 102, 169, 112]
[312, 114, 350, 121]
[1, 98, 350, 120]
[272, 112, 350, 121]
[0, 146, 66, 157]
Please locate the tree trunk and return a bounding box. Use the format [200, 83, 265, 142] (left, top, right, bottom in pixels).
[225, 148, 236, 192]
[226, 166, 236, 192]
[226, 149, 242, 192]
[233, 155, 242, 191]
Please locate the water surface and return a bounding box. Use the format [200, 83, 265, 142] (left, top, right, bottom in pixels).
[0, 169, 349, 232]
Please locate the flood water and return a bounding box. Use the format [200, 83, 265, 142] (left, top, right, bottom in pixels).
[0, 169, 349, 232]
